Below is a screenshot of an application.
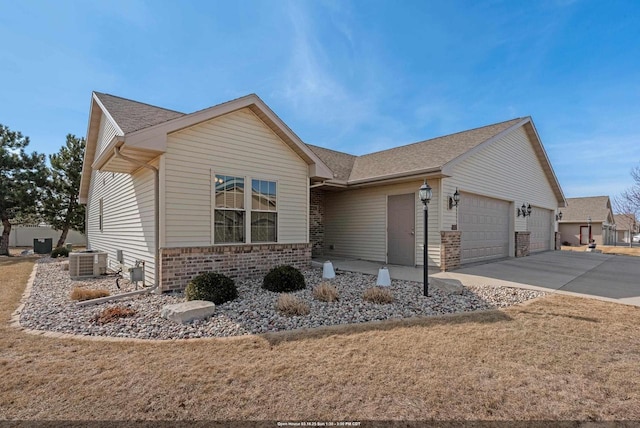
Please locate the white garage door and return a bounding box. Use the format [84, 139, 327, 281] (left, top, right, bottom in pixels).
[460, 192, 510, 264]
[529, 207, 552, 252]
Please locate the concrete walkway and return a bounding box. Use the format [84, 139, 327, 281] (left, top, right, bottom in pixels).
[313, 251, 640, 307]
[436, 251, 640, 307]
[312, 257, 439, 282]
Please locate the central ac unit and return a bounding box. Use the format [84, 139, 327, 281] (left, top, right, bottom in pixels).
[69, 251, 108, 279]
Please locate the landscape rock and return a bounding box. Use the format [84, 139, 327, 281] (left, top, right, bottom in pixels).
[160, 300, 216, 324]
[18, 258, 546, 340]
[430, 278, 464, 295]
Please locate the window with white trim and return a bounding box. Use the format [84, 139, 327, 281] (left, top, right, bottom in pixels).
[251, 179, 277, 242]
[214, 175, 245, 243]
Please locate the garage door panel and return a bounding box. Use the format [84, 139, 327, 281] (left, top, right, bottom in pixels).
[460, 192, 510, 264]
[530, 207, 552, 252]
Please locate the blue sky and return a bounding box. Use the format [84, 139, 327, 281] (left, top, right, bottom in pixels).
[1, 0, 639, 201]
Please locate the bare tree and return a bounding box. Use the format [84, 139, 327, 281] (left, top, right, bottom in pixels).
[614, 164, 640, 246]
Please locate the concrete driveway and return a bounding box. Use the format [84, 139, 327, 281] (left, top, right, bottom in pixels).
[434, 251, 640, 306]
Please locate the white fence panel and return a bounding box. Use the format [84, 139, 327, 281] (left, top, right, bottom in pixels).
[9, 225, 86, 247]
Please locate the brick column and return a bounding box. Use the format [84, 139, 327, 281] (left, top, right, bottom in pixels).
[555, 232, 562, 250]
[440, 231, 462, 271]
[309, 188, 325, 257]
[515, 231, 531, 257]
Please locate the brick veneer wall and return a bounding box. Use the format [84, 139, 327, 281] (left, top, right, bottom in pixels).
[310, 188, 325, 257]
[515, 231, 531, 257]
[555, 232, 562, 250]
[160, 243, 311, 292]
[440, 231, 462, 271]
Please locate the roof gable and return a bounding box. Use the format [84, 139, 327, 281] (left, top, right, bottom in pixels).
[561, 196, 613, 223]
[614, 213, 637, 230]
[80, 93, 334, 203]
[93, 92, 185, 134]
[307, 144, 356, 182]
[347, 118, 523, 183]
[307, 118, 565, 204]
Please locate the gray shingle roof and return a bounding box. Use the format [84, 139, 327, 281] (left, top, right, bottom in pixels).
[560, 196, 613, 223]
[307, 118, 524, 183]
[94, 92, 185, 134]
[614, 213, 637, 230]
[307, 145, 356, 182]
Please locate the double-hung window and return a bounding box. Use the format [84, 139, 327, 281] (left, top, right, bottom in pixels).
[251, 179, 277, 242]
[213, 175, 277, 243]
[214, 175, 245, 243]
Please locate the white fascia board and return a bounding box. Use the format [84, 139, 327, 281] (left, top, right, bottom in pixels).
[121, 94, 262, 152]
[524, 119, 567, 207]
[346, 167, 445, 186]
[122, 93, 334, 179]
[91, 136, 124, 170]
[92, 92, 125, 136]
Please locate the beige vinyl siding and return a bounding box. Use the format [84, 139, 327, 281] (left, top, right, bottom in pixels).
[86, 113, 156, 285]
[163, 108, 308, 247]
[442, 126, 558, 252]
[323, 180, 440, 267]
[95, 113, 119, 159]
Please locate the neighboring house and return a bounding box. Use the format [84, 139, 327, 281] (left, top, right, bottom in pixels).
[558, 196, 615, 246]
[80, 92, 566, 291]
[613, 213, 639, 243]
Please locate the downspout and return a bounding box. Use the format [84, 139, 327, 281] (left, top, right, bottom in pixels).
[76, 146, 160, 307]
[113, 146, 160, 294]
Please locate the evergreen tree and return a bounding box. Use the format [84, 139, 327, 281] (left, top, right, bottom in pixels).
[42, 134, 86, 248]
[0, 124, 46, 256]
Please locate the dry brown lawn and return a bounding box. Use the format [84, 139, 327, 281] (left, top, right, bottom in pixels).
[562, 245, 640, 257]
[1, 255, 640, 421]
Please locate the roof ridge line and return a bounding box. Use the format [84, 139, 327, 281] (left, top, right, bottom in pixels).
[93, 91, 185, 115]
[307, 143, 357, 158]
[356, 117, 524, 158]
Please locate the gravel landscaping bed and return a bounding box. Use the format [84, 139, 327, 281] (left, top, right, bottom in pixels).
[18, 258, 546, 340]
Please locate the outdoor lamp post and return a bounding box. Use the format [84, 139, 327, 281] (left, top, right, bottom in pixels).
[419, 180, 432, 297]
[613, 224, 617, 247]
[588, 216, 592, 242]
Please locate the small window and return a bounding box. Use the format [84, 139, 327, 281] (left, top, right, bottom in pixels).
[214, 175, 245, 243]
[251, 179, 277, 242]
[99, 198, 104, 232]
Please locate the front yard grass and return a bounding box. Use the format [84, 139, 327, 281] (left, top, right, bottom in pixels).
[562, 244, 640, 257]
[1, 256, 639, 421]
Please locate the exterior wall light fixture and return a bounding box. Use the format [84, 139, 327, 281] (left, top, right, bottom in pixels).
[448, 188, 460, 210]
[517, 203, 532, 217]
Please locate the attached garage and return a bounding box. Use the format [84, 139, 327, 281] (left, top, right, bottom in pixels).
[310, 116, 566, 271]
[529, 207, 552, 252]
[460, 192, 510, 264]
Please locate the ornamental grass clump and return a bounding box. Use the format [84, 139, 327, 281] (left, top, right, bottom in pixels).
[91, 306, 137, 325]
[70, 288, 110, 302]
[363, 287, 394, 304]
[276, 294, 310, 317]
[185, 272, 238, 304]
[262, 265, 306, 293]
[312, 282, 339, 302]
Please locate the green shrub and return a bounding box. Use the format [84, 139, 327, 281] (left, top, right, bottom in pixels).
[51, 246, 70, 258]
[185, 272, 238, 304]
[262, 265, 306, 292]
